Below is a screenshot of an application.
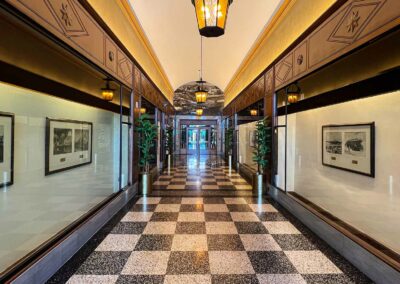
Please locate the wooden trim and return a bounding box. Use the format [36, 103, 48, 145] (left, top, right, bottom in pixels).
[78, 0, 174, 110]
[288, 192, 400, 272]
[0, 60, 130, 115]
[277, 67, 400, 116]
[223, 0, 349, 112]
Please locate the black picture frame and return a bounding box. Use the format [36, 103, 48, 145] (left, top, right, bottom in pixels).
[0, 112, 14, 188]
[322, 122, 375, 177]
[45, 118, 93, 176]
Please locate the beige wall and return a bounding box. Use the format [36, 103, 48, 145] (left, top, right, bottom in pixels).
[224, 0, 336, 106]
[87, 0, 174, 103]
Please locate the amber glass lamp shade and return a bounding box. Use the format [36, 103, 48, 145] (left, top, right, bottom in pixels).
[195, 89, 208, 103]
[196, 109, 204, 116]
[286, 83, 301, 104]
[140, 108, 146, 114]
[250, 109, 258, 116]
[192, 0, 233, 37]
[101, 79, 114, 102]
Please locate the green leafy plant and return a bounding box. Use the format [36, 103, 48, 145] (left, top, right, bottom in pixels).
[253, 117, 272, 174]
[165, 126, 173, 155]
[136, 113, 158, 173]
[225, 128, 234, 156]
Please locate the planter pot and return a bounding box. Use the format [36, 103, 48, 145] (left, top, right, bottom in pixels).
[252, 173, 265, 196]
[140, 172, 152, 195]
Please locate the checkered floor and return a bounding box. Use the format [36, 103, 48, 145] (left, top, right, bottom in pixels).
[152, 156, 253, 197]
[49, 196, 371, 284]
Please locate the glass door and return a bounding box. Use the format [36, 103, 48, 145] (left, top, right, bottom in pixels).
[187, 128, 198, 154]
[199, 127, 210, 153]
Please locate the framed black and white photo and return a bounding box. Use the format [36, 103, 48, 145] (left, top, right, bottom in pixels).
[249, 130, 256, 148]
[322, 123, 375, 177]
[45, 118, 93, 175]
[0, 112, 14, 188]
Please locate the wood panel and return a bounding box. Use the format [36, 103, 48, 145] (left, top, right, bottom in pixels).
[6, 0, 133, 87]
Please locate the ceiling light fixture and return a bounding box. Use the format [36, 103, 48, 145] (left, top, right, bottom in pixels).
[196, 108, 204, 116]
[101, 78, 114, 101]
[250, 109, 258, 116]
[195, 36, 208, 104]
[192, 0, 233, 37]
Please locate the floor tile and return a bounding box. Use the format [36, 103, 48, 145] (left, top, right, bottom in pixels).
[205, 212, 232, 221]
[256, 212, 288, 222]
[203, 197, 225, 204]
[150, 212, 179, 222]
[178, 212, 205, 222]
[180, 204, 204, 212]
[164, 275, 211, 284]
[155, 204, 181, 212]
[95, 234, 140, 251]
[235, 222, 268, 234]
[160, 197, 182, 204]
[301, 274, 352, 284]
[202, 185, 220, 190]
[240, 234, 281, 251]
[235, 185, 253, 190]
[76, 251, 131, 275]
[130, 204, 157, 212]
[121, 212, 152, 222]
[273, 234, 316, 251]
[134, 235, 173, 251]
[257, 274, 306, 284]
[111, 222, 147, 234]
[116, 275, 164, 284]
[167, 185, 186, 190]
[249, 204, 278, 213]
[172, 234, 208, 251]
[67, 275, 119, 284]
[206, 222, 238, 234]
[230, 212, 259, 222]
[247, 251, 297, 274]
[211, 274, 258, 284]
[263, 222, 301, 234]
[224, 198, 247, 204]
[227, 204, 253, 212]
[176, 222, 206, 234]
[143, 222, 177, 235]
[203, 204, 229, 212]
[207, 234, 244, 251]
[167, 251, 210, 274]
[208, 251, 254, 274]
[137, 197, 161, 204]
[121, 251, 170, 275]
[181, 198, 203, 204]
[285, 251, 342, 274]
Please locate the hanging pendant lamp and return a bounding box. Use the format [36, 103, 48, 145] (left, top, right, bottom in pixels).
[192, 0, 233, 37]
[195, 36, 208, 104]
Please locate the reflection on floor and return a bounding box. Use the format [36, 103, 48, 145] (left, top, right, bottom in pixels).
[152, 155, 253, 197]
[48, 156, 371, 284]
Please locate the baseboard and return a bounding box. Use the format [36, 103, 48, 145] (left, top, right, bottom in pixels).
[269, 186, 400, 284]
[11, 183, 138, 284]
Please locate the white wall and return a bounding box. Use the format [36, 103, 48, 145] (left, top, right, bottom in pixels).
[283, 91, 400, 253]
[0, 82, 122, 272]
[238, 121, 257, 170]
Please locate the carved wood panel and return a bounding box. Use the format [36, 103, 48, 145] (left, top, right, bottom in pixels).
[275, 52, 293, 89]
[265, 69, 274, 96]
[7, 0, 134, 87]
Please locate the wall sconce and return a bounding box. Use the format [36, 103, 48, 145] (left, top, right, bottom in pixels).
[140, 108, 146, 114]
[101, 78, 114, 101]
[286, 82, 301, 104]
[250, 109, 258, 116]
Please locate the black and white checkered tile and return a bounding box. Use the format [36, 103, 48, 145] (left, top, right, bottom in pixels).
[51, 197, 371, 284]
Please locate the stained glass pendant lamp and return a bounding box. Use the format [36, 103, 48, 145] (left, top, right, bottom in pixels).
[192, 0, 233, 37]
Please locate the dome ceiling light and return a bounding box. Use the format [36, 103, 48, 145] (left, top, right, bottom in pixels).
[192, 0, 233, 37]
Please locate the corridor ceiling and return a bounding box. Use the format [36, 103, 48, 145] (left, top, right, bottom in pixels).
[128, 0, 284, 92]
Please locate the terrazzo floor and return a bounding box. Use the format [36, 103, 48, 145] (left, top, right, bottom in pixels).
[48, 156, 372, 284]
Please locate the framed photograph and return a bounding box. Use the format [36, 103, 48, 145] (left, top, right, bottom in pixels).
[249, 130, 256, 148]
[322, 123, 375, 177]
[0, 112, 14, 188]
[45, 118, 93, 175]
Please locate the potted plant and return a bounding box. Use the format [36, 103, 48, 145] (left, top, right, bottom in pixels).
[136, 113, 158, 195]
[225, 128, 234, 168]
[252, 117, 272, 195]
[165, 125, 173, 167]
